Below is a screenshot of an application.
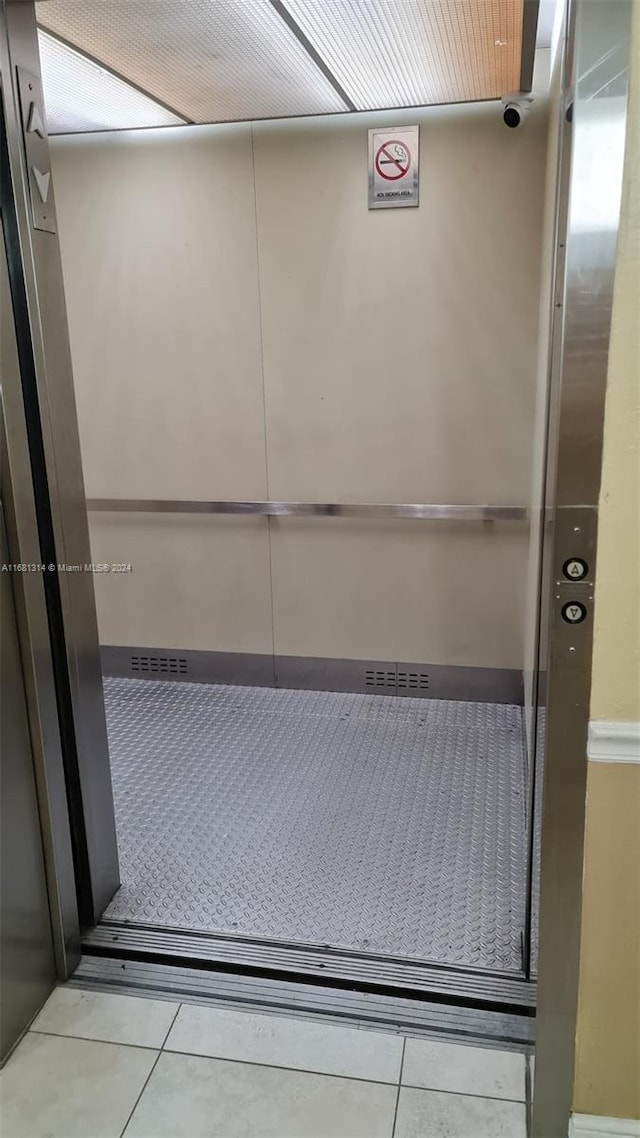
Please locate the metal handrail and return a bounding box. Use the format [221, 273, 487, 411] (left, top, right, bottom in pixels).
[86, 499, 527, 522]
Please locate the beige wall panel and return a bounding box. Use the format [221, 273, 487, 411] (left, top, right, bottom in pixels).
[88, 515, 273, 654]
[255, 105, 546, 668]
[589, 17, 640, 724]
[53, 105, 546, 665]
[574, 763, 640, 1120]
[270, 520, 527, 667]
[253, 105, 547, 504]
[51, 125, 267, 500]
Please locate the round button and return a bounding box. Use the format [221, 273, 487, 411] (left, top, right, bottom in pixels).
[563, 557, 588, 581]
[562, 601, 587, 625]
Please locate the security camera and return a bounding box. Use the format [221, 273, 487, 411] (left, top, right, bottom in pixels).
[501, 93, 533, 128]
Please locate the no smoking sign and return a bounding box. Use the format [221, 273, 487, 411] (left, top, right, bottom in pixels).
[368, 126, 419, 209]
[375, 139, 411, 181]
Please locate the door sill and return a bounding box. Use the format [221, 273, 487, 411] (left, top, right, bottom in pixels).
[82, 920, 535, 1016]
[73, 953, 535, 1047]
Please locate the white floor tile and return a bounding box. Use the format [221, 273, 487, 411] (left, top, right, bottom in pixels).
[0, 1033, 157, 1138]
[31, 986, 179, 1048]
[402, 1037, 525, 1100]
[165, 1002, 402, 1083]
[124, 1051, 397, 1138]
[394, 1086, 527, 1138]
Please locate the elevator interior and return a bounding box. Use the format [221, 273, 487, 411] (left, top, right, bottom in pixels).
[13, 0, 566, 1006]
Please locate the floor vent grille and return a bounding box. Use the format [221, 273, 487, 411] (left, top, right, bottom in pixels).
[364, 669, 397, 691]
[131, 654, 188, 676]
[398, 670, 430, 692]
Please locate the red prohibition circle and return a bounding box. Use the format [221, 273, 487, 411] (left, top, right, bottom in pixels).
[375, 139, 411, 181]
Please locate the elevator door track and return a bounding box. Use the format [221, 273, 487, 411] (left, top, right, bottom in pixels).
[95, 677, 531, 1003]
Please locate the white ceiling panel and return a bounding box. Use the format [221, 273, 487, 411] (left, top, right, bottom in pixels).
[38, 31, 185, 133]
[281, 0, 523, 107]
[36, 0, 349, 126]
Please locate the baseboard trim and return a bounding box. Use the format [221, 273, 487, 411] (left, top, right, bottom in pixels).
[569, 1114, 640, 1137]
[587, 721, 640, 763]
[100, 646, 523, 704]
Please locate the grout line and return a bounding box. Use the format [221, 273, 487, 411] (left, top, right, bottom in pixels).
[525, 1052, 533, 1137]
[29, 1029, 162, 1052]
[28, 1028, 400, 1088]
[391, 1038, 406, 1138]
[158, 1046, 402, 1087]
[27, 1027, 526, 1104]
[398, 1083, 527, 1104]
[249, 120, 277, 675]
[119, 1049, 163, 1138]
[160, 1003, 182, 1050]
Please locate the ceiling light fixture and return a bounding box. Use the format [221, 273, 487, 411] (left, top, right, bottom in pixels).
[37, 29, 187, 134]
[277, 0, 523, 108]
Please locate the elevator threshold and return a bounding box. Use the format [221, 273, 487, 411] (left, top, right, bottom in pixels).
[83, 920, 535, 1015]
[73, 952, 535, 1049]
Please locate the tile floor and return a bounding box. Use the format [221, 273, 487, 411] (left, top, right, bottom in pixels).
[0, 985, 530, 1138]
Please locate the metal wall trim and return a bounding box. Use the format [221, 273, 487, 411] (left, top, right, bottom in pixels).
[532, 2, 634, 1135]
[73, 955, 535, 1047]
[83, 922, 536, 1009]
[101, 645, 524, 704]
[87, 498, 527, 522]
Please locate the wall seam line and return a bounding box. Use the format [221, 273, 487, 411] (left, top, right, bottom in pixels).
[250, 121, 277, 673]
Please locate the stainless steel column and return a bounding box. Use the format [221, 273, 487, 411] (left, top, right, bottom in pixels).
[0, 0, 119, 922]
[532, 2, 633, 1134]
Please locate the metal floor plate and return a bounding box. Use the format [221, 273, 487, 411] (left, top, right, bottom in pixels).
[103, 679, 527, 972]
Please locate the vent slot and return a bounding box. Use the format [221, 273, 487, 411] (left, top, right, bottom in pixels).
[397, 670, 429, 691]
[131, 654, 188, 676]
[364, 668, 396, 691]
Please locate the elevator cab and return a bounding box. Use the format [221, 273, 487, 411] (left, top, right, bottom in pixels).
[0, 2, 633, 1134]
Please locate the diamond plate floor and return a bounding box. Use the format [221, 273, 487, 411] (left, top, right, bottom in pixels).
[103, 679, 528, 972]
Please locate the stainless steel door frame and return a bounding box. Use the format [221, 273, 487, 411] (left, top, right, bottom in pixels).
[0, 248, 79, 976]
[1, 496, 56, 1060]
[0, 0, 119, 923]
[532, 2, 633, 1135]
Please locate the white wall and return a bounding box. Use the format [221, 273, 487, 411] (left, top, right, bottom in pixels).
[51, 101, 549, 669]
